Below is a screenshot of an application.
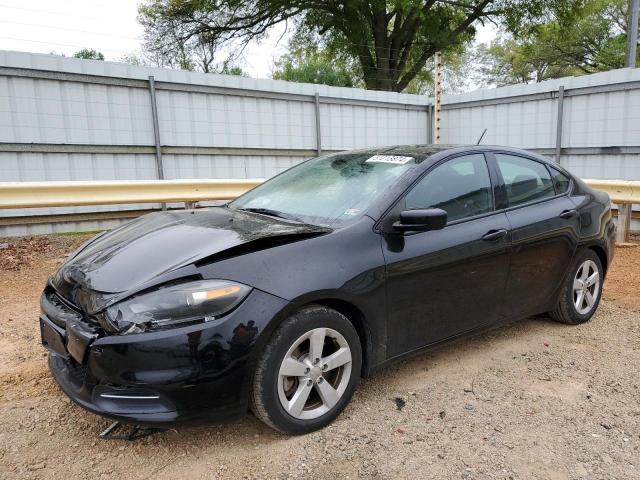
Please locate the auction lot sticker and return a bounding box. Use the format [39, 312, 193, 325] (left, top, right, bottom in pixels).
[365, 155, 414, 165]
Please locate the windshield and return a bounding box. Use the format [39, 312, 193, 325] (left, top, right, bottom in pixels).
[229, 152, 419, 227]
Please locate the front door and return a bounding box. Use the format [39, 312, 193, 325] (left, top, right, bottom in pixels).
[382, 153, 511, 358]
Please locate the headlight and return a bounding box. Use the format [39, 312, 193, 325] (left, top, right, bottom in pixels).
[103, 280, 252, 334]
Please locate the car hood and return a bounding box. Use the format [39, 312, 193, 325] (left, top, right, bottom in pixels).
[51, 207, 329, 311]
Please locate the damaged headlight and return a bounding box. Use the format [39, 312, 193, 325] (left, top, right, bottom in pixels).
[103, 280, 252, 334]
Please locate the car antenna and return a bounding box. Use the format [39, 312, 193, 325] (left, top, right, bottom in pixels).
[476, 128, 487, 145]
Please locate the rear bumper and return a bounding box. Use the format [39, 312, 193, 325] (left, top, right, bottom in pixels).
[42, 289, 290, 426]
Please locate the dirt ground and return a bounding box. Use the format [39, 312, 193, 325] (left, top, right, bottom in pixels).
[0, 234, 639, 480]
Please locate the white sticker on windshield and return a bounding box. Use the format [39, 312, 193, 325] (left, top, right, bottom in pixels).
[365, 155, 414, 165]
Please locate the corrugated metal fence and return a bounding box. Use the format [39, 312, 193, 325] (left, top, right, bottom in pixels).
[439, 68, 640, 232]
[441, 68, 640, 180]
[1, 50, 639, 235]
[0, 51, 431, 235]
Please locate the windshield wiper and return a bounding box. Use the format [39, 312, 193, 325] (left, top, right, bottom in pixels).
[237, 208, 306, 223]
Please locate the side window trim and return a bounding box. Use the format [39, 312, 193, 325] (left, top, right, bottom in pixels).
[484, 152, 508, 211]
[491, 151, 565, 210]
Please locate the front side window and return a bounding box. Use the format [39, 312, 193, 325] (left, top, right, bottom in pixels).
[230, 152, 421, 227]
[495, 154, 555, 207]
[405, 154, 493, 223]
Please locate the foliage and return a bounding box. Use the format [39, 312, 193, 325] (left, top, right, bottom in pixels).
[271, 30, 475, 93]
[272, 35, 362, 87]
[137, 0, 549, 92]
[220, 65, 247, 76]
[118, 51, 247, 76]
[118, 53, 145, 66]
[476, 0, 635, 86]
[413, 41, 478, 95]
[137, 5, 246, 73]
[73, 49, 105, 60]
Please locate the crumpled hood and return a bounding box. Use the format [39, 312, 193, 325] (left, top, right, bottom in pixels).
[52, 207, 329, 310]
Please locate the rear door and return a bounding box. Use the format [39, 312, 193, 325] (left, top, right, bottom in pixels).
[382, 153, 511, 358]
[491, 152, 580, 319]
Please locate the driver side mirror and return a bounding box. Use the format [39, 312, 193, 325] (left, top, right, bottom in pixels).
[392, 208, 447, 233]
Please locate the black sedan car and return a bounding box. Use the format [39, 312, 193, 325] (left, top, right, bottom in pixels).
[40, 145, 615, 434]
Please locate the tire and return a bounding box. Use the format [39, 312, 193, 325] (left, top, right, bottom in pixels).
[250, 305, 362, 434]
[550, 249, 603, 325]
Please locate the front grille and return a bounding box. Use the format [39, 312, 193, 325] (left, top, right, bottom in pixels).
[41, 289, 83, 329]
[51, 290, 78, 311]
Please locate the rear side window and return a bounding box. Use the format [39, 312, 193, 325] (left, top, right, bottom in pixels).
[549, 167, 571, 194]
[405, 154, 493, 222]
[495, 154, 555, 207]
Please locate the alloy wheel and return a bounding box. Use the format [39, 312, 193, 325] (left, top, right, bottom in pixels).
[277, 327, 352, 420]
[573, 259, 600, 315]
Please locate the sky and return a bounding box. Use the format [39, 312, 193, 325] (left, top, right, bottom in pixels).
[0, 0, 496, 80]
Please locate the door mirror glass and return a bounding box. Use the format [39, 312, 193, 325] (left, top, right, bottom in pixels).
[393, 208, 447, 232]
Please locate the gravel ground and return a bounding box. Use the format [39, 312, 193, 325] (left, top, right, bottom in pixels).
[0, 234, 639, 480]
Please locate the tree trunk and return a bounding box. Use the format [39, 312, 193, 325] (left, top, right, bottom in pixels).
[358, 4, 429, 92]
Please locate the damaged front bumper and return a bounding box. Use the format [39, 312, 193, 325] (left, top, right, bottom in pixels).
[40, 288, 290, 426]
[48, 349, 179, 423]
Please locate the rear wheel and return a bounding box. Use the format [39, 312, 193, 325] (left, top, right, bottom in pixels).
[550, 249, 603, 325]
[250, 305, 361, 434]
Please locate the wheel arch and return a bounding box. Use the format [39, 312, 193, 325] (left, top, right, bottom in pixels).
[250, 293, 377, 380]
[310, 298, 373, 377]
[586, 244, 608, 278]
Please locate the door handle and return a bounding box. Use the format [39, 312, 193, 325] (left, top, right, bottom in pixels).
[559, 209, 578, 219]
[482, 229, 508, 241]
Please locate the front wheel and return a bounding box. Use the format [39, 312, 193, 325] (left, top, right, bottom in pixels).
[250, 305, 362, 434]
[550, 249, 603, 325]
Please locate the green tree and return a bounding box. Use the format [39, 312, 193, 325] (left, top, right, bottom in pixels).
[477, 0, 636, 86]
[220, 64, 247, 76]
[119, 49, 246, 76]
[271, 30, 473, 93]
[273, 38, 361, 87]
[73, 49, 105, 60]
[410, 41, 478, 94]
[138, 0, 547, 92]
[119, 53, 144, 66]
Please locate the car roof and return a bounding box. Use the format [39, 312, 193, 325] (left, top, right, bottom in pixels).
[351, 144, 559, 169]
[354, 144, 536, 157]
[342, 144, 458, 157]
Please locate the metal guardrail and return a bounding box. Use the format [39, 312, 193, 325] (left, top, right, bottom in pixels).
[0, 179, 264, 209]
[0, 178, 636, 242]
[583, 179, 640, 204]
[584, 179, 640, 244]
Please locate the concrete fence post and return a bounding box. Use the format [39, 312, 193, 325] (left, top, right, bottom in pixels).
[426, 104, 433, 144]
[433, 52, 442, 144]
